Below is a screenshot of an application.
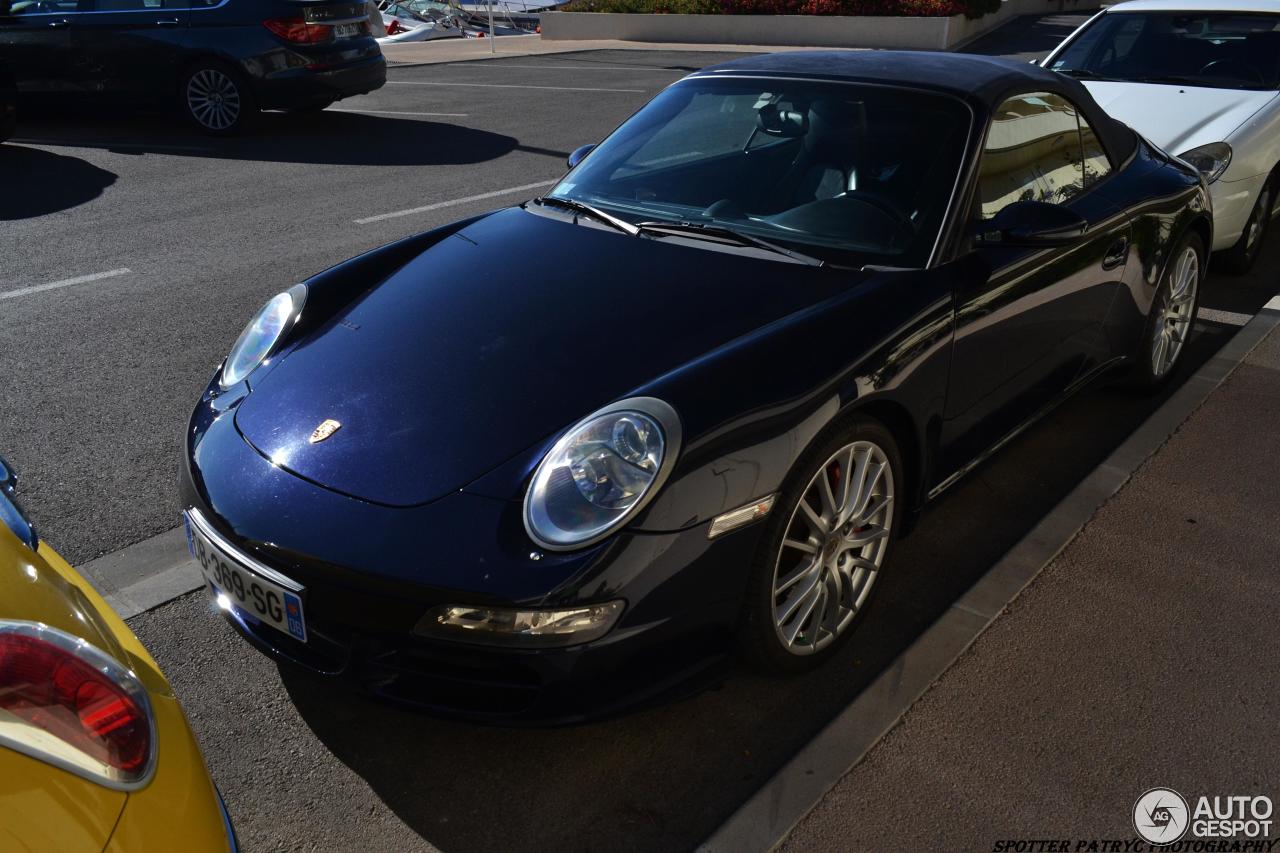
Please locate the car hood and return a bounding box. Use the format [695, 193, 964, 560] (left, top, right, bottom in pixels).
[235, 207, 848, 506]
[1082, 81, 1278, 156]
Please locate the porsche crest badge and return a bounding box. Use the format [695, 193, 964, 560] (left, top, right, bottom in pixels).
[309, 419, 342, 444]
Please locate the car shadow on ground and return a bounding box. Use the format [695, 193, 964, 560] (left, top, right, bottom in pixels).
[9, 107, 568, 168]
[0, 144, 117, 221]
[273, 238, 1280, 853]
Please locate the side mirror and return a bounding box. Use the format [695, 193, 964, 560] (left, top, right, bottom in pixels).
[973, 200, 1088, 247]
[0, 455, 15, 494]
[566, 144, 595, 169]
[0, 454, 37, 550]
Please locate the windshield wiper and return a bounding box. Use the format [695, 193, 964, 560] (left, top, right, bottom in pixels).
[634, 220, 824, 267]
[532, 196, 639, 236]
[1056, 68, 1121, 82]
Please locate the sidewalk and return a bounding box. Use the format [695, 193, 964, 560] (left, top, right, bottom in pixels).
[782, 323, 1280, 848]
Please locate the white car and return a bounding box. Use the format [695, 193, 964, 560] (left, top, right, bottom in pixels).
[1043, 0, 1280, 272]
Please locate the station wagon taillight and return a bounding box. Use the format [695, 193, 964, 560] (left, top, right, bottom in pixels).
[0, 621, 155, 788]
[263, 16, 334, 44]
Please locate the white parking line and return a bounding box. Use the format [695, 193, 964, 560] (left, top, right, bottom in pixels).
[355, 179, 557, 224]
[1198, 308, 1253, 326]
[1266, 294, 1280, 312]
[388, 81, 646, 93]
[0, 268, 132, 301]
[328, 108, 469, 117]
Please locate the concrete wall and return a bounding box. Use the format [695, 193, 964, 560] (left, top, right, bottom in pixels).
[541, 0, 1096, 51]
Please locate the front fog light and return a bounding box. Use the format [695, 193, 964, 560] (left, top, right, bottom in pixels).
[415, 601, 625, 648]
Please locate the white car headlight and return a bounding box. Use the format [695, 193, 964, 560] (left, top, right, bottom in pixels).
[220, 284, 306, 388]
[524, 397, 681, 551]
[1177, 142, 1233, 184]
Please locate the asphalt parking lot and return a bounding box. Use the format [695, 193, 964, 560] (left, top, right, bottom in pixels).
[3, 26, 1279, 853]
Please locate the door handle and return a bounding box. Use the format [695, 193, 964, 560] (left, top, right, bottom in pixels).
[48, 17, 70, 27]
[155, 17, 181, 25]
[1101, 238, 1128, 271]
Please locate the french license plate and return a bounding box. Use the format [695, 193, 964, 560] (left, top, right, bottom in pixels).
[333, 22, 361, 38]
[184, 513, 308, 643]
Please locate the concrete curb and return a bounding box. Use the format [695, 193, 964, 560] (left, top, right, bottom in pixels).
[699, 295, 1280, 853]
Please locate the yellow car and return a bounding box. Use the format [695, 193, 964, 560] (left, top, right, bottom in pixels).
[0, 457, 237, 852]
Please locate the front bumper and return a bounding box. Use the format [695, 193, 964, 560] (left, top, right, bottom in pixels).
[181, 387, 763, 722]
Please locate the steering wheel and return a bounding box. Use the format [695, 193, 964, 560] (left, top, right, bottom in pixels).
[834, 190, 915, 231]
[1199, 59, 1265, 85]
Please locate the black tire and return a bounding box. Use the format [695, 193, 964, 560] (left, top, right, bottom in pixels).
[738, 414, 903, 674]
[179, 61, 254, 136]
[1219, 177, 1274, 275]
[0, 99, 15, 144]
[1129, 231, 1205, 392]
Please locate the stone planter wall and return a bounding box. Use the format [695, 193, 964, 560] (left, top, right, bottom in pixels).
[541, 0, 1095, 51]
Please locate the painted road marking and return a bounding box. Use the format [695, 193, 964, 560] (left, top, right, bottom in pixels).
[0, 268, 132, 302]
[1265, 294, 1280, 312]
[328, 108, 470, 117]
[1198, 308, 1253, 326]
[449, 63, 685, 72]
[355, 179, 556, 224]
[388, 80, 646, 93]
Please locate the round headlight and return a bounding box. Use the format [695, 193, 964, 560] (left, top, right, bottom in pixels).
[524, 397, 682, 551]
[220, 284, 306, 388]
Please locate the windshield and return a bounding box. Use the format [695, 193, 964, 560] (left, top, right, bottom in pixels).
[1049, 12, 1280, 91]
[547, 78, 971, 268]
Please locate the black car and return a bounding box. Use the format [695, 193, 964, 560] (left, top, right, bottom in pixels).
[0, 0, 385, 134]
[181, 51, 1211, 721]
[0, 59, 14, 142]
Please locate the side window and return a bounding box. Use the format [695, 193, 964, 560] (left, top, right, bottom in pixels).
[9, 0, 81, 12]
[1078, 113, 1112, 188]
[93, 0, 180, 8]
[977, 92, 1086, 220]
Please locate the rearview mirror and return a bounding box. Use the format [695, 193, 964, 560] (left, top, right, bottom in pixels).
[756, 103, 807, 138]
[974, 200, 1088, 247]
[566, 144, 595, 169]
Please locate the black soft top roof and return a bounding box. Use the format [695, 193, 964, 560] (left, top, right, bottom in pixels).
[692, 50, 1138, 164]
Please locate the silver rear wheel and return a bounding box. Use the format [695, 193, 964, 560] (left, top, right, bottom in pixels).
[771, 440, 894, 656]
[185, 67, 243, 134]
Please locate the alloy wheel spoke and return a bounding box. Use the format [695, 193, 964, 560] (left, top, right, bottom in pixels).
[857, 493, 893, 525]
[776, 554, 820, 595]
[782, 580, 823, 645]
[845, 524, 889, 547]
[777, 564, 822, 624]
[798, 497, 828, 538]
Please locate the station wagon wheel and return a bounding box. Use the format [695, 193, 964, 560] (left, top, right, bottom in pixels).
[180, 64, 252, 136]
[740, 416, 902, 673]
[1221, 180, 1274, 275]
[1131, 232, 1203, 391]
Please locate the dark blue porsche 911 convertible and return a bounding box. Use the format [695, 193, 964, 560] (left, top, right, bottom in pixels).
[182, 51, 1211, 721]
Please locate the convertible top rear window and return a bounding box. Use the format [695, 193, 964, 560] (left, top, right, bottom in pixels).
[548, 78, 971, 268]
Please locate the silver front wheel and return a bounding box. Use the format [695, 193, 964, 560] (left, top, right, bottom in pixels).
[771, 440, 895, 656]
[1150, 244, 1198, 378]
